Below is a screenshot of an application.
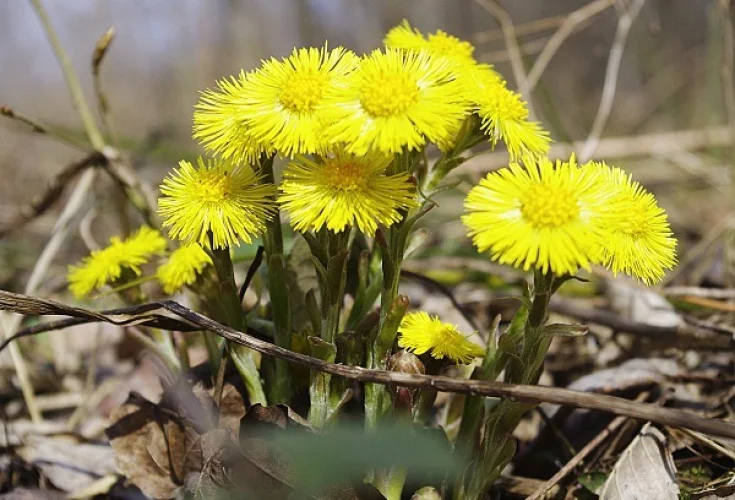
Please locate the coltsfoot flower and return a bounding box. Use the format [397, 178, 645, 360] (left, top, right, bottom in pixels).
[472, 82, 550, 160]
[384, 20, 478, 71]
[323, 48, 467, 154]
[240, 45, 359, 157]
[68, 226, 166, 299]
[193, 70, 272, 164]
[595, 163, 677, 284]
[398, 311, 484, 364]
[278, 148, 416, 235]
[462, 155, 613, 276]
[158, 157, 277, 249]
[157, 243, 212, 295]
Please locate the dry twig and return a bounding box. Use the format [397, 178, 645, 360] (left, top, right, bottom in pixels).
[473, 0, 534, 114]
[579, 0, 646, 161]
[522, 0, 614, 94]
[1, 290, 735, 440]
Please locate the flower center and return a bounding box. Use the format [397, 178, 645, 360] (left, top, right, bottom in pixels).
[489, 90, 528, 121]
[360, 71, 419, 117]
[520, 184, 579, 229]
[322, 160, 370, 191]
[198, 172, 231, 202]
[279, 70, 328, 114]
[618, 199, 649, 237]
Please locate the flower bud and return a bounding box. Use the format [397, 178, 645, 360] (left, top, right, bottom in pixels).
[388, 350, 425, 413]
[411, 486, 442, 500]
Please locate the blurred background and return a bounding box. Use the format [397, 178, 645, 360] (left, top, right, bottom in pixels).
[0, 0, 730, 287]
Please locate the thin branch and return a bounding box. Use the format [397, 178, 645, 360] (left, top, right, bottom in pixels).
[664, 286, 735, 299]
[0, 151, 106, 239]
[527, 392, 650, 500]
[548, 298, 733, 350]
[1, 291, 735, 440]
[0, 105, 89, 150]
[28, 0, 105, 150]
[92, 27, 118, 146]
[472, 13, 567, 44]
[473, 0, 535, 115]
[522, 0, 614, 94]
[458, 126, 735, 174]
[579, 0, 646, 161]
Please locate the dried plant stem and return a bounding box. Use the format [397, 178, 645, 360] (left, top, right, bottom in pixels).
[522, 0, 614, 94]
[459, 126, 735, 174]
[29, 0, 105, 150]
[2, 290, 735, 440]
[473, 0, 535, 115]
[579, 0, 646, 161]
[0, 106, 88, 150]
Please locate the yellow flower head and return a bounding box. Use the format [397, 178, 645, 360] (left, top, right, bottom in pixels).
[462, 155, 613, 276]
[398, 311, 484, 364]
[193, 70, 273, 164]
[323, 48, 467, 155]
[68, 226, 166, 299]
[157, 243, 212, 295]
[241, 45, 359, 157]
[158, 157, 277, 249]
[384, 20, 477, 70]
[279, 148, 417, 236]
[595, 163, 677, 284]
[473, 83, 550, 160]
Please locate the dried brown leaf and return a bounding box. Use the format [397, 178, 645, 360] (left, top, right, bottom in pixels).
[599, 424, 680, 500]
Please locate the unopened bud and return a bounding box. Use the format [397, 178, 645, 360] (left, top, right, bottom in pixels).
[411, 486, 442, 500]
[388, 349, 425, 375]
[388, 350, 425, 414]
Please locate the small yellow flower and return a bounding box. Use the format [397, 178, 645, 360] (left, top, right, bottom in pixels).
[398, 311, 484, 364]
[240, 45, 359, 157]
[193, 70, 272, 164]
[157, 243, 212, 295]
[595, 163, 677, 284]
[158, 157, 277, 249]
[384, 20, 477, 70]
[472, 82, 550, 160]
[323, 48, 467, 155]
[279, 148, 416, 236]
[68, 226, 166, 299]
[462, 155, 613, 276]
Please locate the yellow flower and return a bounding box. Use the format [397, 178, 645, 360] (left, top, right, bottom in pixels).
[384, 20, 477, 70]
[472, 82, 550, 160]
[279, 148, 416, 236]
[157, 243, 212, 295]
[323, 48, 467, 155]
[240, 45, 359, 157]
[193, 70, 273, 164]
[462, 155, 613, 276]
[68, 226, 166, 299]
[398, 311, 484, 364]
[595, 163, 677, 284]
[158, 157, 277, 249]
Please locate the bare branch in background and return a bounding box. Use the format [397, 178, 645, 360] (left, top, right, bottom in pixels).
[458, 126, 735, 174]
[579, 0, 646, 161]
[473, 0, 535, 115]
[522, 0, 614, 94]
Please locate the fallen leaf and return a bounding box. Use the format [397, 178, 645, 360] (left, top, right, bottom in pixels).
[599, 424, 679, 500]
[568, 358, 684, 393]
[15, 435, 115, 493]
[606, 281, 682, 328]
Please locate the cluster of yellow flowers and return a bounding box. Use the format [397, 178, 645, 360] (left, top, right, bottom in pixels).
[67, 21, 677, 364]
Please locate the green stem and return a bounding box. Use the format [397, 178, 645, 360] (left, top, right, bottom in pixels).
[210, 246, 266, 406]
[259, 155, 292, 404]
[149, 328, 180, 372]
[462, 270, 555, 500]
